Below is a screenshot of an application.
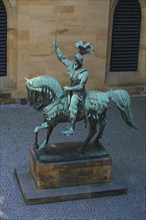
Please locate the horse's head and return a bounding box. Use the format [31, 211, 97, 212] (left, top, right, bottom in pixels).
[25, 76, 63, 111]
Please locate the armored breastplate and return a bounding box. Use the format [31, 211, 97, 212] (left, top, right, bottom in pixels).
[70, 68, 86, 86]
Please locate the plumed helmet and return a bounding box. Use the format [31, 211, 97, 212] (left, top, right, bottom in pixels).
[75, 41, 94, 55]
[74, 53, 84, 64]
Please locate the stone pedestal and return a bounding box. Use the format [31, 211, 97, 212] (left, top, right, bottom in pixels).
[15, 142, 127, 204]
[30, 142, 112, 189]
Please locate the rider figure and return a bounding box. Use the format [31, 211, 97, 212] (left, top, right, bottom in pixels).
[54, 38, 89, 136]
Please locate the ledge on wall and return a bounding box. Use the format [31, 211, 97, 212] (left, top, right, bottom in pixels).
[105, 71, 145, 96]
[0, 91, 27, 105]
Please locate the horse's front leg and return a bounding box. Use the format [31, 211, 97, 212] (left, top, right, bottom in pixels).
[33, 122, 49, 150]
[34, 132, 39, 150]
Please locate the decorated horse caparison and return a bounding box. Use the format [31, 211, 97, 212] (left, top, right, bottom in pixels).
[25, 76, 137, 153]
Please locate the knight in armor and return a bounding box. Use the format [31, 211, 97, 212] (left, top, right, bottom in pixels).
[54, 38, 93, 136]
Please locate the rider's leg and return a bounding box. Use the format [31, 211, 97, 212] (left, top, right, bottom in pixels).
[69, 94, 79, 129]
[62, 94, 79, 136]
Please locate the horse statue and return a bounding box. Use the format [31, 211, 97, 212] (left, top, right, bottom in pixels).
[25, 75, 137, 153]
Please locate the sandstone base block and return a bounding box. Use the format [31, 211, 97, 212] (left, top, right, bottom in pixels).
[30, 142, 112, 189]
[15, 142, 127, 204]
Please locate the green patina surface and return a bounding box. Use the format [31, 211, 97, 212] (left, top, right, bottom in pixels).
[25, 39, 137, 154]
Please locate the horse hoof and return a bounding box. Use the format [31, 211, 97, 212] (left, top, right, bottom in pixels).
[77, 147, 85, 154]
[33, 145, 39, 151]
[39, 143, 47, 150]
[93, 139, 99, 144]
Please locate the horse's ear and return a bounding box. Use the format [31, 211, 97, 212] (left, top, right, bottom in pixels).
[24, 77, 29, 82]
[24, 77, 32, 85]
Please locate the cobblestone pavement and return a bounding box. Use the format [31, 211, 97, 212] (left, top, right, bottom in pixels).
[0, 97, 145, 220]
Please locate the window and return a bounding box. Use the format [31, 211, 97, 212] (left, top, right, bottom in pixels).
[0, 0, 7, 76]
[110, 0, 141, 72]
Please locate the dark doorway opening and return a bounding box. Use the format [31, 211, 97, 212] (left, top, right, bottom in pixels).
[0, 0, 7, 76]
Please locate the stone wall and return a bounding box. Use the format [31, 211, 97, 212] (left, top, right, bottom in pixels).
[16, 0, 110, 96]
[1, 0, 146, 99]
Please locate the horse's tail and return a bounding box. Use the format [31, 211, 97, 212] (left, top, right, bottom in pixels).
[109, 89, 137, 129]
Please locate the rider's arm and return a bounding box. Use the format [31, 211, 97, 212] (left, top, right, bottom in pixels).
[54, 38, 72, 67]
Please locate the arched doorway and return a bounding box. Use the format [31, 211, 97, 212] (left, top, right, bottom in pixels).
[110, 0, 141, 72]
[0, 0, 7, 76]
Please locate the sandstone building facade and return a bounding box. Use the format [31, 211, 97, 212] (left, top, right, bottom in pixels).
[0, 0, 146, 101]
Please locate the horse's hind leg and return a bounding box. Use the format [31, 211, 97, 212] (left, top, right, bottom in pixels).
[94, 122, 106, 143]
[78, 120, 97, 153]
[94, 118, 106, 143]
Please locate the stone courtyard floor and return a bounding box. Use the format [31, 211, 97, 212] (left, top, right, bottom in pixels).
[0, 97, 145, 220]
